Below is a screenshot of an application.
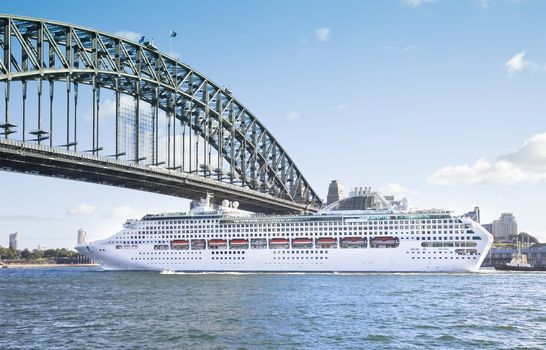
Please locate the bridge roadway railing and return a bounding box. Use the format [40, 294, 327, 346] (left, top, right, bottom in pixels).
[0, 138, 318, 214]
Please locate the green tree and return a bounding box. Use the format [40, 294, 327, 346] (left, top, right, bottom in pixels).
[43, 249, 59, 258]
[32, 249, 45, 259]
[0, 247, 20, 260]
[20, 249, 33, 260]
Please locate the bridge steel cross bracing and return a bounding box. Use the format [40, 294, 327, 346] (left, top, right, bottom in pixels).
[0, 14, 322, 213]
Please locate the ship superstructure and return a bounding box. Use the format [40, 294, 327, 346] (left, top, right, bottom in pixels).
[76, 191, 493, 272]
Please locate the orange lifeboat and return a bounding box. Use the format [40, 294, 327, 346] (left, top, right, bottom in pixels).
[317, 237, 337, 244]
[208, 239, 227, 247]
[230, 239, 248, 245]
[340, 237, 367, 248]
[292, 238, 313, 248]
[171, 240, 189, 245]
[370, 236, 397, 244]
[369, 236, 399, 248]
[292, 238, 313, 244]
[270, 238, 289, 244]
[171, 239, 190, 250]
[316, 237, 337, 248]
[269, 238, 289, 249]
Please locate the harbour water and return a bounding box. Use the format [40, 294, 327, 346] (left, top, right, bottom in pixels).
[1, 268, 545, 349]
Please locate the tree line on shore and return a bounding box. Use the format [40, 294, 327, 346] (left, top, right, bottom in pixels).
[0, 247, 79, 261]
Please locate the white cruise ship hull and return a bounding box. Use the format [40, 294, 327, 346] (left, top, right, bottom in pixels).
[77, 225, 492, 273]
[77, 246, 488, 273]
[76, 195, 493, 273]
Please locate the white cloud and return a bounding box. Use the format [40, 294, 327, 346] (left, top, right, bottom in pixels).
[83, 95, 139, 121]
[478, 0, 490, 8]
[427, 133, 546, 185]
[316, 27, 331, 42]
[114, 30, 143, 42]
[102, 95, 134, 119]
[286, 111, 301, 120]
[103, 205, 140, 219]
[335, 104, 348, 111]
[402, 0, 434, 6]
[505, 51, 530, 75]
[378, 183, 418, 196]
[68, 204, 95, 216]
[379, 183, 408, 195]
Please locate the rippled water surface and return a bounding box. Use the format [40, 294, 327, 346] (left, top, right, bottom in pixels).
[1, 268, 545, 349]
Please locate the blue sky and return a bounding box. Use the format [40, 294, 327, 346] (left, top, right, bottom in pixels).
[1, 0, 546, 249]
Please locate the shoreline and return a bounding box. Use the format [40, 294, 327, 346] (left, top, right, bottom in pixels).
[1, 263, 99, 269]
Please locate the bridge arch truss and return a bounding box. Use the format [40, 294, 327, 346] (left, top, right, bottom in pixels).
[0, 15, 322, 211]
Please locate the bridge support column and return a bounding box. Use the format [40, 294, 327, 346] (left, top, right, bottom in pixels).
[66, 76, 70, 149]
[49, 79, 54, 147]
[3, 80, 9, 139]
[74, 81, 78, 151]
[22, 81, 26, 142]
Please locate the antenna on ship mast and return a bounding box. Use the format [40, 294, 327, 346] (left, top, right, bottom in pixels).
[205, 192, 214, 208]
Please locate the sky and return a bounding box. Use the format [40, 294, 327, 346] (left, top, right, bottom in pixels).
[1, 0, 546, 249]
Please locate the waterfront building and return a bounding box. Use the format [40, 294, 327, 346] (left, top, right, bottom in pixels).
[463, 207, 480, 223]
[326, 180, 346, 205]
[492, 213, 518, 242]
[483, 245, 546, 268]
[77, 228, 87, 245]
[9, 232, 18, 250]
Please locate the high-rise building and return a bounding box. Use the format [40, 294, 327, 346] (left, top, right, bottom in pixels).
[492, 213, 518, 241]
[463, 207, 480, 223]
[326, 180, 346, 205]
[482, 223, 493, 234]
[77, 228, 87, 245]
[9, 232, 18, 250]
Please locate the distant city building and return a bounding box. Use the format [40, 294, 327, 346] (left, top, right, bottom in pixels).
[482, 223, 493, 234]
[326, 180, 346, 205]
[36, 244, 47, 251]
[77, 228, 87, 245]
[9, 232, 18, 250]
[463, 207, 480, 223]
[492, 213, 518, 241]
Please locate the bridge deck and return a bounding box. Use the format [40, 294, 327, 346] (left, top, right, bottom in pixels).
[0, 139, 317, 214]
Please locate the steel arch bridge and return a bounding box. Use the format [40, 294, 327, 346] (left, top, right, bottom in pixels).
[0, 14, 322, 213]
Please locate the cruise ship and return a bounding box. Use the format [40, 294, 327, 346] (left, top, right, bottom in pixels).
[76, 189, 493, 272]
